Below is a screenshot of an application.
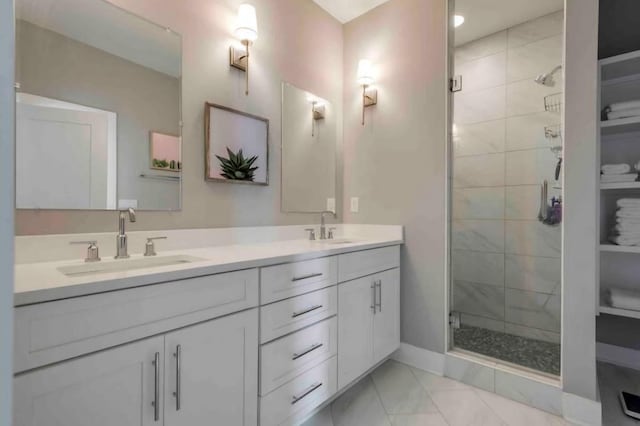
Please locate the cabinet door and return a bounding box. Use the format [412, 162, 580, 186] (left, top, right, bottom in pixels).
[338, 276, 374, 389]
[373, 268, 401, 364]
[164, 308, 258, 426]
[14, 336, 164, 426]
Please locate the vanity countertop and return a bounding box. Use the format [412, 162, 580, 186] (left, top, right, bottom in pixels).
[14, 235, 403, 307]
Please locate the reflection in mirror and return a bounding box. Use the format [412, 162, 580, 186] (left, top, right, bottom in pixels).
[15, 0, 182, 211]
[281, 83, 337, 213]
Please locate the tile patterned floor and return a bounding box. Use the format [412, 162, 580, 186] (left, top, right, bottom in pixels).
[303, 360, 570, 426]
[598, 361, 640, 426]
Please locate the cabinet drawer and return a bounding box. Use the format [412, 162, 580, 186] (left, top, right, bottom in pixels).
[260, 286, 337, 343]
[14, 269, 259, 373]
[338, 246, 400, 282]
[261, 317, 337, 396]
[260, 356, 337, 426]
[261, 257, 337, 304]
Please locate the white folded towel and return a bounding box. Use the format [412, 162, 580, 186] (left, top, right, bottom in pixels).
[617, 198, 640, 208]
[609, 235, 640, 246]
[617, 208, 640, 218]
[601, 174, 638, 183]
[607, 100, 640, 112]
[613, 224, 640, 234]
[601, 164, 632, 175]
[607, 108, 640, 120]
[605, 287, 640, 312]
[618, 217, 640, 225]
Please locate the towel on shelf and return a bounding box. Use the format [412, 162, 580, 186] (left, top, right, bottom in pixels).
[609, 235, 640, 246]
[613, 223, 640, 234]
[617, 217, 640, 225]
[601, 164, 632, 175]
[605, 287, 640, 312]
[607, 100, 640, 112]
[607, 108, 640, 120]
[617, 198, 640, 208]
[601, 173, 638, 183]
[617, 208, 640, 218]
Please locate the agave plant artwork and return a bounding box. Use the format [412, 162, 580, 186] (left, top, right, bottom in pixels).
[216, 147, 259, 181]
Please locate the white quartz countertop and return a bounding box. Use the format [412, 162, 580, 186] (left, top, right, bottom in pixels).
[14, 235, 402, 306]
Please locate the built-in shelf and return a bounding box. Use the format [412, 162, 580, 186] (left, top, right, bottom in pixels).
[600, 244, 640, 254]
[601, 116, 640, 135]
[600, 181, 640, 190]
[599, 304, 640, 320]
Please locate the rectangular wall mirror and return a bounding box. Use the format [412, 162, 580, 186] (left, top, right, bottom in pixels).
[281, 82, 337, 213]
[15, 0, 182, 211]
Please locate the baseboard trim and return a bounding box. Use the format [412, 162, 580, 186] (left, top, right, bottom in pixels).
[596, 342, 640, 371]
[391, 342, 445, 375]
[563, 392, 602, 426]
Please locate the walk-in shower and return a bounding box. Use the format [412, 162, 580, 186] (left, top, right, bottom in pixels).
[449, 2, 564, 377]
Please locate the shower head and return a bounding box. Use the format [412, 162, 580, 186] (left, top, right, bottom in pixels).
[534, 65, 563, 87]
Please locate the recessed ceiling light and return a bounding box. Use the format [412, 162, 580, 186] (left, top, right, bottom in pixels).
[454, 15, 465, 28]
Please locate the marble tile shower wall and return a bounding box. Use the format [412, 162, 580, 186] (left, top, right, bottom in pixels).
[451, 11, 564, 345]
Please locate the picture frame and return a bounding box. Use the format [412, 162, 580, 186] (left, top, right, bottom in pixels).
[204, 102, 269, 185]
[149, 131, 181, 172]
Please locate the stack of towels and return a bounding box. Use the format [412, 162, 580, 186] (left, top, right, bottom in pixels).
[605, 287, 640, 312]
[601, 163, 638, 184]
[610, 198, 640, 246]
[604, 100, 640, 121]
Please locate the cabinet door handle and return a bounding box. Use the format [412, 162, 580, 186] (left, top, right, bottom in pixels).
[292, 304, 323, 318]
[292, 343, 323, 360]
[371, 282, 376, 314]
[173, 345, 182, 411]
[376, 280, 382, 312]
[152, 352, 160, 421]
[291, 382, 323, 405]
[292, 272, 323, 282]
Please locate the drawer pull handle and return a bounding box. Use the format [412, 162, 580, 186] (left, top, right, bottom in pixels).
[292, 304, 323, 318]
[173, 345, 182, 411]
[292, 343, 323, 360]
[292, 272, 323, 282]
[291, 382, 323, 405]
[152, 352, 160, 421]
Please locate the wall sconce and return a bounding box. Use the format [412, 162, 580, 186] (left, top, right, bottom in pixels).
[312, 101, 325, 137]
[357, 59, 377, 125]
[230, 4, 258, 95]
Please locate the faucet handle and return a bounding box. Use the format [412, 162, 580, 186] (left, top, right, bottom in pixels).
[145, 236, 167, 257]
[70, 240, 101, 263]
[328, 227, 337, 239]
[304, 228, 316, 241]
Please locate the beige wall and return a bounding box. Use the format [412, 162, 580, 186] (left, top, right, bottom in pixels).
[342, 0, 448, 353]
[16, 0, 343, 235]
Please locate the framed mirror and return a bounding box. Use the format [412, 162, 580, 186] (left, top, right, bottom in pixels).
[281, 83, 337, 213]
[15, 0, 182, 211]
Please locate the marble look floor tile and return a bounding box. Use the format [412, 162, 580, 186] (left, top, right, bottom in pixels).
[454, 153, 505, 188]
[301, 405, 334, 426]
[504, 323, 561, 344]
[453, 250, 505, 287]
[453, 280, 505, 321]
[371, 360, 439, 415]
[455, 51, 507, 92]
[430, 389, 506, 426]
[507, 11, 564, 49]
[494, 369, 563, 415]
[410, 366, 472, 392]
[444, 355, 496, 392]
[475, 388, 568, 425]
[505, 254, 561, 294]
[388, 413, 449, 426]
[330, 376, 391, 426]
[505, 288, 561, 332]
[461, 313, 506, 333]
[452, 220, 505, 253]
[598, 362, 640, 426]
[454, 120, 506, 157]
[456, 30, 507, 64]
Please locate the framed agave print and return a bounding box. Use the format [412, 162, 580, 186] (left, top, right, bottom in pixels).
[204, 102, 269, 185]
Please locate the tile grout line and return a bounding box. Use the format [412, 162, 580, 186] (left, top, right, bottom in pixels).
[406, 361, 454, 426]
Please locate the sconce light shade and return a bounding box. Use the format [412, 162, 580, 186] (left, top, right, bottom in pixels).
[356, 59, 374, 86]
[234, 4, 258, 42]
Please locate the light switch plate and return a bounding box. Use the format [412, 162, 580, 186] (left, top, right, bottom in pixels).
[327, 198, 336, 213]
[350, 197, 359, 213]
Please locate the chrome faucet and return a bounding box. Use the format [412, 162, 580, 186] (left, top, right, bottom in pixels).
[319, 210, 336, 240]
[115, 208, 136, 259]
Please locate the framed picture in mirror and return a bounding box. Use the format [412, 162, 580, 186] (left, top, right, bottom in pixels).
[204, 103, 269, 185]
[150, 131, 181, 172]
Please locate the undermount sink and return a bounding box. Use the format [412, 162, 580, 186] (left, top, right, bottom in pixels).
[57, 255, 205, 277]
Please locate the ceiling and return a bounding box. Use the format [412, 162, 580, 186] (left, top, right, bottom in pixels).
[17, 0, 181, 77]
[455, 0, 564, 45]
[312, 0, 391, 23]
